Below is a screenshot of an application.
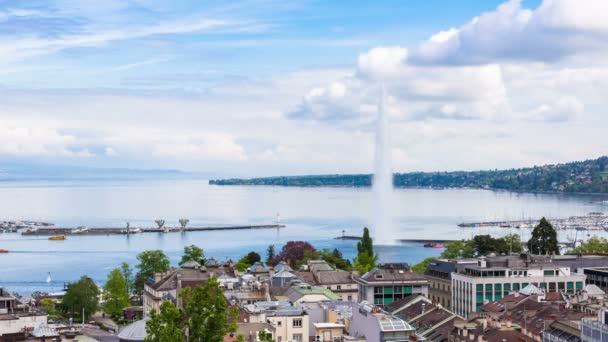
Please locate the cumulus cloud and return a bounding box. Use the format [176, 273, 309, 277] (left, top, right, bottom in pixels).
[288, 47, 510, 123]
[527, 96, 584, 122]
[411, 0, 608, 64]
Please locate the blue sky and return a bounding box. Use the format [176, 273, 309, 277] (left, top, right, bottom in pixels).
[0, 0, 606, 176]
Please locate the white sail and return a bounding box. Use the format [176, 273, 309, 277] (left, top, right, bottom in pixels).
[46, 273, 52, 283]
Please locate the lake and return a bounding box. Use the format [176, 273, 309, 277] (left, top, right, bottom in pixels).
[1, 179, 607, 294]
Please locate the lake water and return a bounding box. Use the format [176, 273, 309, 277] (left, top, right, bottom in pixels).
[1, 179, 607, 295]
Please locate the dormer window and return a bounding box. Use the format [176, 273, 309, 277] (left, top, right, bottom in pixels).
[375, 274, 384, 280]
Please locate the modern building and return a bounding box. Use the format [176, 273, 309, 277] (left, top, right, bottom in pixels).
[451, 254, 586, 317]
[424, 258, 477, 309]
[582, 309, 608, 342]
[356, 263, 429, 307]
[583, 267, 608, 293]
[349, 302, 416, 342]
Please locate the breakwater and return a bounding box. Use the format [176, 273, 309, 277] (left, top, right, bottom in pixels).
[20, 224, 285, 236]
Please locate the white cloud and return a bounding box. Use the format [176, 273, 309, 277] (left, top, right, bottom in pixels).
[527, 96, 584, 122]
[412, 0, 608, 65]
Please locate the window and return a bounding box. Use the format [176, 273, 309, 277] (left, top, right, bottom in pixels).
[293, 318, 302, 328]
[347, 295, 352, 301]
[337, 285, 341, 290]
[277, 321, 282, 327]
[544, 270, 555, 277]
[292, 334, 303, 342]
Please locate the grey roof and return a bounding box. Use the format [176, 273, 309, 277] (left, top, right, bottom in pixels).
[273, 269, 297, 278]
[425, 260, 456, 279]
[519, 284, 543, 296]
[205, 258, 220, 267]
[583, 284, 605, 296]
[315, 270, 354, 285]
[118, 317, 150, 342]
[249, 262, 268, 274]
[274, 261, 294, 273]
[181, 259, 201, 268]
[308, 260, 334, 272]
[32, 323, 59, 338]
[359, 266, 427, 284]
[553, 255, 608, 271]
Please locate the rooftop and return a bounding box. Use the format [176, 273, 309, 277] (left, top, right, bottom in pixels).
[359, 264, 427, 284]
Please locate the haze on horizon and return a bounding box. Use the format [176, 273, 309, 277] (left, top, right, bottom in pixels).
[1, 0, 607, 178]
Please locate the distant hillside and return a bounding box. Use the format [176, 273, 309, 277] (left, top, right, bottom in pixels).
[210, 156, 608, 193]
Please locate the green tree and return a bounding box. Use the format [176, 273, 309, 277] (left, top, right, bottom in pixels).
[145, 301, 185, 342]
[62, 275, 99, 322]
[181, 277, 238, 342]
[528, 217, 560, 255]
[411, 257, 436, 274]
[497, 234, 523, 254]
[570, 237, 608, 254]
[266, 245, 276, 266]
[120, 262, 134, 295]
[259, 331, 274, 342]
[135, 250, 170, 295]
[103, 268, 130, 320]
[353, 227, 378, 273]
[440, 240, 475, 259]
[179, 245, 205, 266]
[40, 298, 61, 320]
[235, 251, 263, 272]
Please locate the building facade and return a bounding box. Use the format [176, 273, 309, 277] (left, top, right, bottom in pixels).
[451, 255, 586, 317]
[356, 263, 429, 307]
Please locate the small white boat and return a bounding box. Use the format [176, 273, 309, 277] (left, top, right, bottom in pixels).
[46, 272, 52, 283]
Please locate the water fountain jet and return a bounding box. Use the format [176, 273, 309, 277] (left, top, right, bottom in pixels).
[372, 85, 397, 245]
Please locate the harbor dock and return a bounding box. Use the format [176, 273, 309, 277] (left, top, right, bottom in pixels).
[457, 212, 608, 231]
[20, 224, 285, 236]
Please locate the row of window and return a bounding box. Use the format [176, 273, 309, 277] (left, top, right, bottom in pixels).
[373, 286, 415, 305]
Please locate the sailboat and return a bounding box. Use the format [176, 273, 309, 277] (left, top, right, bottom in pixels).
[46, 272, 52, 283]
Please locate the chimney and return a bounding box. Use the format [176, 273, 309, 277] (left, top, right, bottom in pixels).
[481, 318, 488, 330]
[155, 271, 163, 283]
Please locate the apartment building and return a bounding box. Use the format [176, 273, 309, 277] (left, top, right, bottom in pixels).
[356, 263, 429, 307]
[451, 254, 586, 317]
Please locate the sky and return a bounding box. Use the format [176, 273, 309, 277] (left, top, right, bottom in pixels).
[1, 0, 607, 177]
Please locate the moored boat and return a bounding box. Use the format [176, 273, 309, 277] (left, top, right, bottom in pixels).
[49, 235, 66, 241]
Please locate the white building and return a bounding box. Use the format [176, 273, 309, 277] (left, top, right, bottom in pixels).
[0, 288, 47, 339]
[451, 254, 586, 317]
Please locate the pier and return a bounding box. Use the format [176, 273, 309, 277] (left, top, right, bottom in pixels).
[20, 224, 285, 236]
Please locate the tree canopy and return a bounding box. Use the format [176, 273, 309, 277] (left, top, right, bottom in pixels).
[274, 241, 316, 268]
[528, 218, 560, 255]
[235, 251, 262, 272]
[266, 245, 276, 266]
[120, 262, 134, 295]
[570, 237, 608, 254]
[145, 278, 237, 342]
[62, 275, 99, 321]
[179, 245, 205, 266]
[135, 250, 170, 294]
[411, 257, 436, 275]
[145, 301, 184, 342]
[181, 277, 238, 342]
[103, 268, 130, 320]
[353, 227, 378, 273]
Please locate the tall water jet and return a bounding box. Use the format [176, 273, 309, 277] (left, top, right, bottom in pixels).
[372, 85, 396, 245]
